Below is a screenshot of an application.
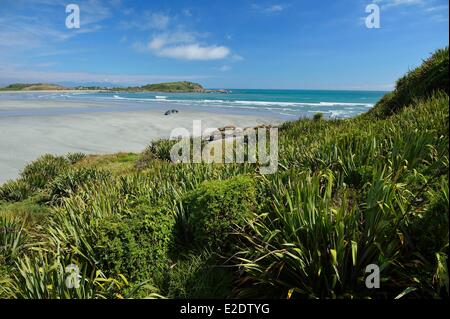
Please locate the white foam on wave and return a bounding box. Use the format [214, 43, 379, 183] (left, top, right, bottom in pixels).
[278, 112, 297, 117]
[110, 95, 373, 108]
[106, 94, 375, 117]
[112, 95, 161, 102]
[233, 100, 373, 108]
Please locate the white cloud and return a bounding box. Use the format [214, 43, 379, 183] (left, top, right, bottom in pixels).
[252, 3, 286, 13]
[264, 5, 285, 12]
[157, 44, 230, 60]
[147, 32, 197, 50]
[137, 31, 231, 61]
[122, 7, 237, 61]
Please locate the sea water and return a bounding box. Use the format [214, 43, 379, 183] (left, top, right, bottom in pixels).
[0, 89, 386, 119]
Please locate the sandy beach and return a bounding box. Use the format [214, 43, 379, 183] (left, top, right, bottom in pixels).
[0, 99, 281, 183]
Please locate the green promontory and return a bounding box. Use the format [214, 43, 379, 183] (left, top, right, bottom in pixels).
[0, 83, 68, 91]
[368, 46, 449, 118]
[111, 81, 206, 93]
[141, 81, 205, 92]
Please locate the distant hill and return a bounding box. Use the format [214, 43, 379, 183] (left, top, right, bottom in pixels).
[0, 83, 68, 91]
[141, 81, 205, 92]
[112, 81, 206, 93]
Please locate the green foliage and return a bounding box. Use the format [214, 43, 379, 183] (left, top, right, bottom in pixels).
[20, 154, 70, 190]
[11, 251, 137, 299]
[95, 204, 175, 284]
[0, 199, 49, 224]
[47, 168, 111, 204]
[182, 176, 257, 250]
[408, 176, 449, 261]
[235, 170, 410, 298]
[0, 216, 27, 263]
[369, 47, 449, 117]
[111, 81, 205, 93]
[313, 112, 324, 121]
[146, 139, 177, 162]
[66, 152, 86, 165]
[165, 251, 234, 298]
[0, 83, 32, 90]
[0, 83, 67, 91]
[140, 81, 204, 92]
[0, 180, 32, 202]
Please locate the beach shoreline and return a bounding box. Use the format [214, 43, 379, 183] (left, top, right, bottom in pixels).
[0, 99, 282, 183]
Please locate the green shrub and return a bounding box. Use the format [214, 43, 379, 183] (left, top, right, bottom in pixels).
[165, 251, 234, 298]
[0, 180, 32, 202]
[135, 139, 177, 169]
[148, 139, 177, 162]
[235, 171, 410, 298]
[0, 216, 27, 263]
[21, 154, 69, 190]
[95, 203, 175, 284]
[313, 112, 324, 121]
[12, 251, 136, 299]
[182, 176, 257, 251]
[66, 152, 86, 164]
[408, 177, 449, 261]
[47, 168, 111, 204]
[343, 165, 373, 188]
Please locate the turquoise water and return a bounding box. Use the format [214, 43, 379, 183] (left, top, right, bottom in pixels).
[0, 89, 386, 119]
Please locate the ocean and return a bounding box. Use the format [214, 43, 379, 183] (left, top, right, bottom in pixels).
[0, 89, 387, 182]
[0, 89, 386, 119]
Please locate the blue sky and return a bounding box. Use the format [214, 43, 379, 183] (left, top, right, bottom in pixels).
[0, 0, 448, 90]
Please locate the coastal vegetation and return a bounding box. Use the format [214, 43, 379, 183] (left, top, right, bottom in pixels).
[0, 48, 448, 299]
[0, 83, 68, 91]
[108, 81, 228, 93]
